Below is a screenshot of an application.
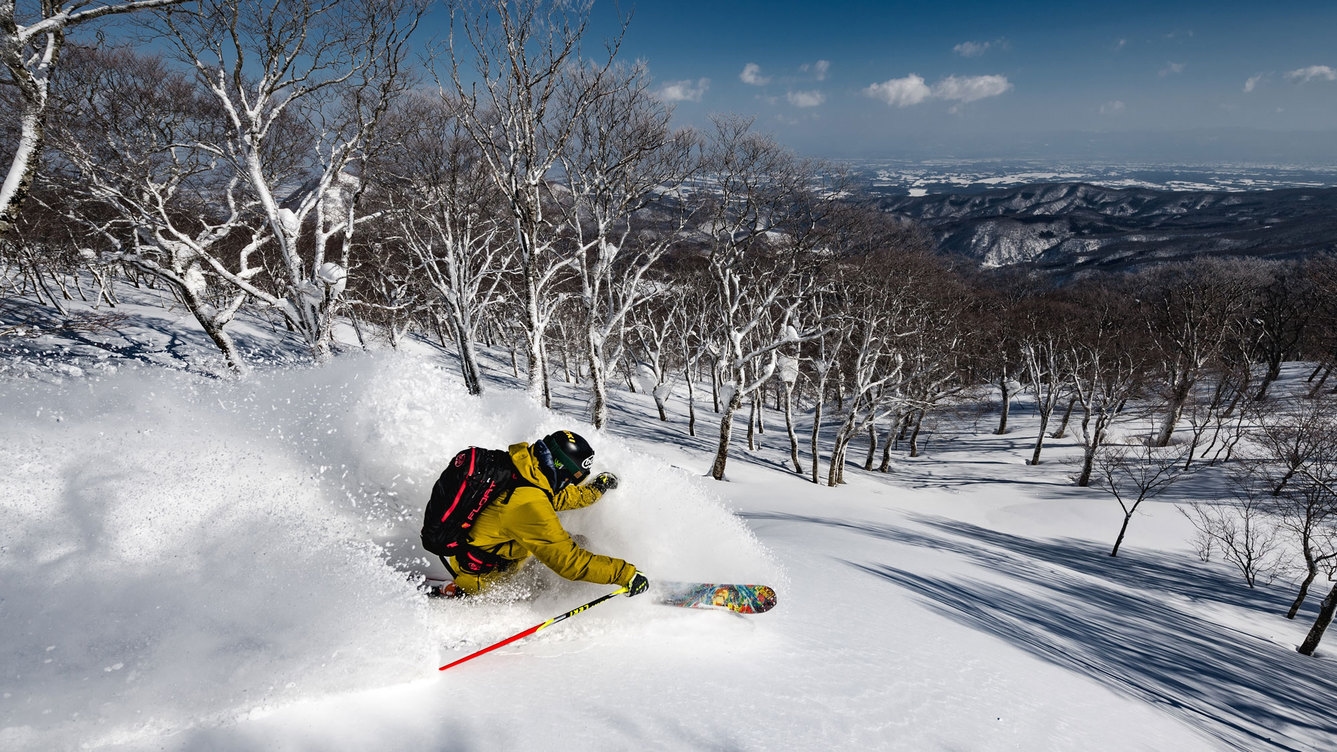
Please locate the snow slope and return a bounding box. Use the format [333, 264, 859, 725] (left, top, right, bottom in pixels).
[2, 293, 1335, 751]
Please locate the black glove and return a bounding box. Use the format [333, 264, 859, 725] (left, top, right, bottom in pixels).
[590, 472, 619, 493]
[626, 570, 649, 597]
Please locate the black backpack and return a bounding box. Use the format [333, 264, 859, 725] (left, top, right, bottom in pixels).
[421, 447, 544, 575]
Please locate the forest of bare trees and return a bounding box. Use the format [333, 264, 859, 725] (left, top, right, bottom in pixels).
[5, 0, 1337, 652]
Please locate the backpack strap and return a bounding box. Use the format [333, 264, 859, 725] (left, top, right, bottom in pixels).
[452, 461, 551, 575]
[437, 446, 480, 526]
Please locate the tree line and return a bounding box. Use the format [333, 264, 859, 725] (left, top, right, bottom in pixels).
[5, 0, 1337, 650]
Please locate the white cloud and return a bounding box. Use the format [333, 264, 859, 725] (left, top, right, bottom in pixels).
[656, 78, 710, 103]
[786, 90, 826, 108]
[1159, 61, 1185, 77]
[954, 41, 991, 58]
[866, 73, 1011, 107]
[740, 63, 771, 86]
[932, 74, 1012, 103]
[1243, 74, 1265, 93]
[1100, 100, 1125, 115]
[802, 59, 831, 81]
[955, 39, 1010, 58]
[865, 74, 932, 106]
[1287, 65, 1337, 83]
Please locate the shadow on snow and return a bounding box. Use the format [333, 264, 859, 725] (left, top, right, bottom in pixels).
[742, 511, 1337, 752]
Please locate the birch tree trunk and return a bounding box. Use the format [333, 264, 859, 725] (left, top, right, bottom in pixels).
[1297, 582, 1337, 656]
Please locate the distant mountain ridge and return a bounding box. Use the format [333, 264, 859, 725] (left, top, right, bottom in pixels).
[874, 182, 1337, 275]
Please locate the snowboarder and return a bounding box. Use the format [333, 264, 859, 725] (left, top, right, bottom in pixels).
[425, 430, 650, 599]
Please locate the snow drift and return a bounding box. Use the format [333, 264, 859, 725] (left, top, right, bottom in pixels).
[0, 353, 778, 749]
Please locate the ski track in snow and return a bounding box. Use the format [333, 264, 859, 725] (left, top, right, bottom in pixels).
[2, 295, 1336, 751]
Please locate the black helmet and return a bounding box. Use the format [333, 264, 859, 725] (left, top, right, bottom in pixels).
[541, 430, 595, 487]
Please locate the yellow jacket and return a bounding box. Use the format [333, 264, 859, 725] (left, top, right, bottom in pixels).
[452, 442, 635, 594]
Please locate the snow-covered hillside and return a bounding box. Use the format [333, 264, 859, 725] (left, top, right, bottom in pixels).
[3, 293, 1336, 751]
[875, 181, 1337, 275]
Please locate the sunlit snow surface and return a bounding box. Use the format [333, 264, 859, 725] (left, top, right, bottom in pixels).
[2, 294, 1336, 750]
[0, 343, 779, 750]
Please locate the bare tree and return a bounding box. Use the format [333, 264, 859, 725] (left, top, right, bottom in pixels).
[1135, 259, 1262, 447]
[802, 291, 842, 483]
[46, 44, 260, 373]
[641, 267, 716, 437]
[1294, 427, 1337, 655]
[159, 0, 425, 361]
[1250, 261, 1313, 401]
[625, 292, 687, 422]
[1069, 347, 1143, 488]
[973, 285, 1024, 436]
[1302, 255, 1337, 398]
[1017, 295, 1079, 465]
[1, 0, 188, 239]
[0, 148, 108, 315]
[556, 59, 697, 428]
[1065, 282, 1146, 487]
[896, 306, 975, 460]
[1177, 344, 1252, 469]
[1247, 398, 1337, 619]
[680, 276, 717, 437]
[692, 116, 832, 481]
[345, 237, 421, 350]
[1298, 583, 1337, 656]
[1252, 397, 1337, 498]
[1182, 466, 1285, 588]
[820, 235, 955, 486]
[776, 351, 801, 472]
[446, 0, 625, 400]
[377, 92, 512, 393]
[822, 314, 903, 486]
[1092, 436, 1193, 557]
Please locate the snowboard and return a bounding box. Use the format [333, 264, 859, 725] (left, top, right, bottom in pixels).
[419, 576, 779, 614]
[654, 582, 778, 614]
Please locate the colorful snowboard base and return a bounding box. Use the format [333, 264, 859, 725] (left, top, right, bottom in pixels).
[420, 576, 778, 614]
[655, 582, 778, 614]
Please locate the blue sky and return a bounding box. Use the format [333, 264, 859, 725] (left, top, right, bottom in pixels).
[576, 0, 1337, 162]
